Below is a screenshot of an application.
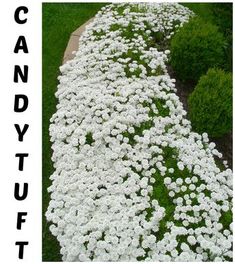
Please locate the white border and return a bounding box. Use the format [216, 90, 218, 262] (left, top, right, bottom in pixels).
[0, 0, 233, 263]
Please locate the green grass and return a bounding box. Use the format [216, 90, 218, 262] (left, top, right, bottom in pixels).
[182, 3, 215, 22]
[42, 3, 107, 261]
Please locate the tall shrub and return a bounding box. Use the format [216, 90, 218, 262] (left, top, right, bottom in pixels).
[170, 17, 226, 83]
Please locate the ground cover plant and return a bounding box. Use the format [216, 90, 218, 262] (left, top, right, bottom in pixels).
[45, 3, 233, 262]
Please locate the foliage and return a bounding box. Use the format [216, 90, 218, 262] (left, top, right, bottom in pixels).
[211, 3, 232, 39]
[182, 3, 232, 72]
[188, 68, 232, 138]
[170, 17, 226, 82]
[211, 3, 232, 71]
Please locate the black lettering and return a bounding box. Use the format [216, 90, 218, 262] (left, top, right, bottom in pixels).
[17, 212, 27, 230]
[14, 124, 29, 142]
[14, 183, 28, 201]
[15, 153, 29, 171]
[14, 94, 28, 112]
[14, 65, 28, 83]
[14, 36, 28, 53]
[14, 6, 28, 24]
[15, 241, 29, 259]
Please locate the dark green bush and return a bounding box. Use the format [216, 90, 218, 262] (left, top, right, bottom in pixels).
[211, 3, 232, 38]
[211, 3, 232, 72]
[188, 68, 232, 138]
[170, 17, 226, 82]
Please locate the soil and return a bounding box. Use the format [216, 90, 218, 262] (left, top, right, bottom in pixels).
[167, 65, 233, 169]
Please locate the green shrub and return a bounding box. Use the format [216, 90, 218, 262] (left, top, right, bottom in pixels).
[188, 68, 232, 138]
[170, 17, 226, 82]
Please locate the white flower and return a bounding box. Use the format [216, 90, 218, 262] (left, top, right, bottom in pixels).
[164, 177, 171, 185]
[187, 235, 197, 245]
[176, 178, 183, 185]
[177, 161, 184, 170]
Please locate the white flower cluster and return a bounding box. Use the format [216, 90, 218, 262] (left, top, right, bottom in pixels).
[46, 3, 233, 262]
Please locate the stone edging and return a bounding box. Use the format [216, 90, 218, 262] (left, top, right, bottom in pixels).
[63, 17, 94, 64]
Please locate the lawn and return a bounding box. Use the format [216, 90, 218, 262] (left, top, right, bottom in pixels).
[42, 3, 108, 261]
[42, 2, 232, 261]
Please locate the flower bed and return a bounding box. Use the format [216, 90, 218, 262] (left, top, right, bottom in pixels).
[46, 3, 233, 262]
